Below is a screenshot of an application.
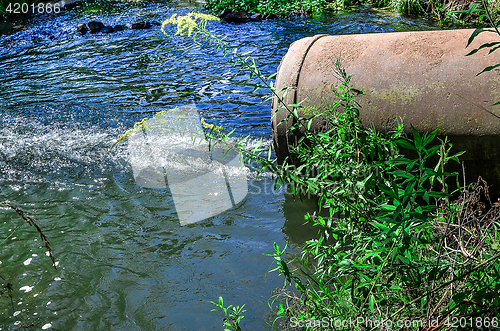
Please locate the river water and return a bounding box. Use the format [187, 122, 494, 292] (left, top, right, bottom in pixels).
[0, 1, 444, 330]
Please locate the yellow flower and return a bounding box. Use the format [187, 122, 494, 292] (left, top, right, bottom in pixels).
[201, 118, 222, 132]
[110, 108, 177, 150]
[161, 12, 219, 39]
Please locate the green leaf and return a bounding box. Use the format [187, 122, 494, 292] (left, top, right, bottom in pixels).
[350, 88, 364, 95]
[390, 169, 416, 179]
[424, 145, 441, 159]
[488, 44, 500, 54]
[466, 41, 500, 56]
[397, 254, 410, 265]
[389, 157, 412, 166]
[423, 190, 429, 204]
[276, 303, 285, 315]
[466, 25, 491, 48]
[422, 128, 439, 148]
[267, 73, 277, 80]
[395, 139, 416, 150]
[421, 205, 438, 212]
[378, 183, 397, 198]
[412, 126, 422, 149]
[370, 221, 391, 232]
[477, 63, 500, 76]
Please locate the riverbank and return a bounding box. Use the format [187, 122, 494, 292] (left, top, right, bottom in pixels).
[206, 0, 482, 25]
[0, 0, 486, 35]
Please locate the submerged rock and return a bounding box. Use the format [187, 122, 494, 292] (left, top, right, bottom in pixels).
[0, 22, 14, 35]
[132, 22, 152, 29]
[77, 20, 154, 35]
[250, 13, 262, 22]
[113, 24, 127, 31]
[219, 8, 232, 19]
[263, 13, 277, 20]
[77, 23, 88, 35]
[288, 10, 308, 18]
[101, 25, 114, 33]
[219, 9, 250, 23]
[87, 21, 104, 33]
[219, 9, 272, 23]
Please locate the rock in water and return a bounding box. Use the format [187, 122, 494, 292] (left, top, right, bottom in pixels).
[219, 8, 233, 19]
[101, 25, 114, 33]
[77, 23, 88, 35]
[113, 24, 127, 31]
[221, 11, 250, 23]
[250, 13, 262, 22]
[263, 13, 277, 20]
[132, 22, 152, 29]
[289, 10, 307, 18]
[87, 21, 104, 33]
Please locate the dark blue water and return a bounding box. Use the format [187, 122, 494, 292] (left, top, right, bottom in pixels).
[0, 2, 443, 330]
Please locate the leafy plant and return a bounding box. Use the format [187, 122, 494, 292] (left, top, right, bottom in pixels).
[450, 0, 500, 87]
[210, 297, 247, 331]
[204, 0, 328, 17]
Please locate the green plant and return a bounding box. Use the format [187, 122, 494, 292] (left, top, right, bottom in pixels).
[113, 12, 500, 331]
[204, 0, 328, 17]
[450, 0, 500, 83]
[210, 297, 247, 331]
[370, 0, 478, 25]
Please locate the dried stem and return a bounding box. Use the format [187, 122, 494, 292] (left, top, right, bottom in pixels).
[0, 201, 56, 269]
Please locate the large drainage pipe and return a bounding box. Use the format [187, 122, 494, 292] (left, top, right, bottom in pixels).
[271, 29, 500, 194]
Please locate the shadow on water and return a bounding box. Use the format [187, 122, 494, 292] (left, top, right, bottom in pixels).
[0, 1, 448, 329]
[281, 193, 332, 248]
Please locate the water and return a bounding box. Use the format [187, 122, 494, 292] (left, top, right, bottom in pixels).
[0, 1, 445, 330]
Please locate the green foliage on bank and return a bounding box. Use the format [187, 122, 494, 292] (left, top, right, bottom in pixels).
[260, 58, 500, 330]
[205, 0, 330, 17]
[152, 12, 500, 330]
[205, 0, 490, 25]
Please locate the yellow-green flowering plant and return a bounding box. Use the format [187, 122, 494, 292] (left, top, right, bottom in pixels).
[161, 13, 220, 43]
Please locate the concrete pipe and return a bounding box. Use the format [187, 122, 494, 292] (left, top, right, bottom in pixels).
[271, 29, 500, 194]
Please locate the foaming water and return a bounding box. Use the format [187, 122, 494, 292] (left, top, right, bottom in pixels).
[0, 2, 445, 330]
